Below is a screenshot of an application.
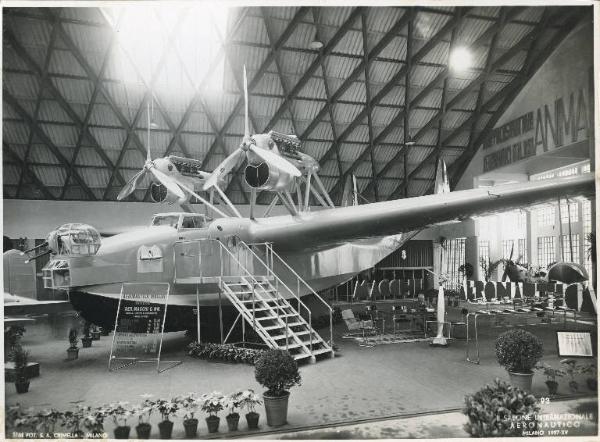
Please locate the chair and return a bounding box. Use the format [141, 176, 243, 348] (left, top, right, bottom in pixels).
[341, 309, 377, 346]
[392, 305, 411, 334]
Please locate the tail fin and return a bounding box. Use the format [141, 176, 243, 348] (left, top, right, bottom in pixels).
[434, 158, 450, 194]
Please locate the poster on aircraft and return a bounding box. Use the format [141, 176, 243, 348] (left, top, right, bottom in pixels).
[108, 283, 171, 370]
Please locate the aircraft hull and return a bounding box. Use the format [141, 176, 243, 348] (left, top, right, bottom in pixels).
[69, 236, 402, 332]
[70, 234, 404, 306]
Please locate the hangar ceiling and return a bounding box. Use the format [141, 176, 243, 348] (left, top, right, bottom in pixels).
[2, 5, 589, 205]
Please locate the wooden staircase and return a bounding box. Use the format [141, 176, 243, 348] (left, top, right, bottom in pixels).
[221, 275, 333, 362]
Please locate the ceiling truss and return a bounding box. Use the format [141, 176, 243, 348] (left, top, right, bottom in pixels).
[2, 5, 589, 203]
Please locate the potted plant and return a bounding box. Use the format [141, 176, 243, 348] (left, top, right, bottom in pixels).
[463, 379, 540, 437]
[495, 329, 543, 392]
[13, 346, 30, 394]
[561, 359, 581, 392]
[81, 321, 93, 348]
[134, 394, 155, 439]
[200, 391, 225, 433]
[155, 398, 179, 439]
[7, 404, 38, 436]
[106, 401, 132, 439]
[61, 405, 86, 438]
[535, 363, 565, 395]
[35, 408, 62, 435]
[224, 392, 242, 431]
[238, 389, 262, 430]
[255, 349, 301, 427]
[81, 405, 105, 436]
[67, 328, 79, 360]
[91, 326, 101, 341]
[176, 393, 199, 438]
[582, 362, 597, 391]
[5, 325, 25, 360]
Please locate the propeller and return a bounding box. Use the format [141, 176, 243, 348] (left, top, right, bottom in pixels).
[203, 66, 301, 191]
[117, 102, 186, 202]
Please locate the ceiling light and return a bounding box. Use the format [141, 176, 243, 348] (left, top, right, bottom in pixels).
[449, 47, 472, 72]
[405, 136, 416, 146]
[150, 122, 159, 129]
[309, 40, 323, 50]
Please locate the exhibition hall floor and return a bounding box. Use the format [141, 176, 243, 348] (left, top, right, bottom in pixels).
[6, 314, 598, 439]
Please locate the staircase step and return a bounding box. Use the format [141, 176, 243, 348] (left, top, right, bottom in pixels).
[230, 289, 277, 295]
[263, 324, 285, 331]
[257, 314, 296, 321]
[294, 348, 333, 361]
[277, 343, 304, 350]
[270, 334, 297, 341]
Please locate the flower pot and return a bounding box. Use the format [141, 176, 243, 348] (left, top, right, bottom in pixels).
[545, 380, 559, 395]
[183, 418, 198, 438]
[136, 423, 152, 439]
[91, 331, 101, 341]
[586, 378, 597, 391]
[226, 413, 240, 431]
[263, 391, 289, 427]
[15, 380, 30, 394]
[66, 348, 79, 361]
[158, 420, 174, 439]
[114, 425, 130, 439]
[82, 337, 92, 348]
[245, 412, 259, 430]
[508, 371, 534, 392]
[205, 415, 220, 433]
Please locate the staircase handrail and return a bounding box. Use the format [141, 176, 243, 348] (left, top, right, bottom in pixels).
[235, 241, 316, 350]
[174, 238, 290, 347]
[248, 242, 334, 349]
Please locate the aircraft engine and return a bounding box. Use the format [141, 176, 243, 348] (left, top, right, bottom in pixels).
[244, 162, 295, 191]
[150, 182, 187, 205]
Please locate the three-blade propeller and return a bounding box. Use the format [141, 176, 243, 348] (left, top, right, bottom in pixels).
[117, 104, 186, 202]
[203, 66, 301, 191]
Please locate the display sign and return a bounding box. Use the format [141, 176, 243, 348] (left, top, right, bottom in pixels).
[109, 283, 181, 372]
[556, 331, 594, 357]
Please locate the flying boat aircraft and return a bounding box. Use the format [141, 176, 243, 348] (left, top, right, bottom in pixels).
[15, 68, 595, 339]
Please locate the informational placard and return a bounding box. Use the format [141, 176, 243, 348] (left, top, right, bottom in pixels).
[556, 331, 594, 358]
[108, 283, 181, 372]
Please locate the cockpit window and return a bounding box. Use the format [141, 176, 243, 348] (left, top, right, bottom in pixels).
[181, 216, 204, 229]
[152, 215, 180, 228]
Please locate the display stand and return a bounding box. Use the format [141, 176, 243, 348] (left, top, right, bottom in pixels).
[108, 283, 181, 373]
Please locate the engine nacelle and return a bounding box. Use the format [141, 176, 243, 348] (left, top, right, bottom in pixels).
[244, 162, 295, 191]
[150, 183, 187, 205]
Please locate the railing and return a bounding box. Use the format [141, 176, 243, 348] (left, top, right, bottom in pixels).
[237, 241, 320, 352]
[174, 239, 287, 348]
[248, 242, 334, 351]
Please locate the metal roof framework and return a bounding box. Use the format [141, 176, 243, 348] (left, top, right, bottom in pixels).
[2, 5, 590, 204]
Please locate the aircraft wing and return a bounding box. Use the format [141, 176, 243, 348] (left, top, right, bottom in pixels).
[245, 173, 594, 251]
